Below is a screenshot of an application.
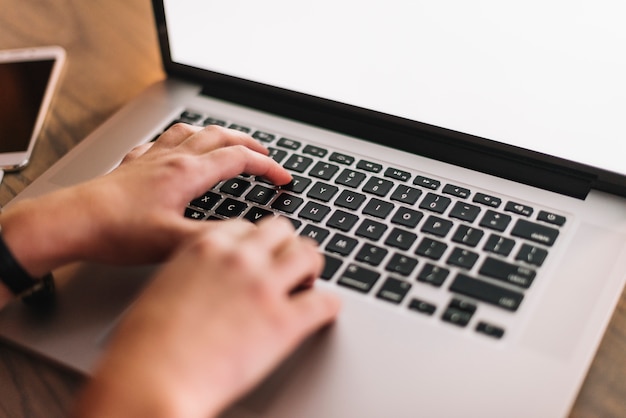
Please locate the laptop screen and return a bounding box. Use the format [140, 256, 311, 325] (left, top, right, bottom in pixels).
[163, 1, 626, 177]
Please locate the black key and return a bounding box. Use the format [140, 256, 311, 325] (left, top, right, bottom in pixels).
[309, 162, 339, 180]
[252, 131, 275, 142]
[335, 190, 367, 210]
[391, 207, 423, 228]
[300, 224, 330, 245]
[505, 201, 533, 217]
[413, 175, 440, 190]
[443, 184, 471, 199]
[184, 207, 206, 220]
[421, 215, 453, 238]
[215, 198, 248, 218]
[415, 237, 448, 260]
[473, 193, 502, 208]
[335, 169, 366, 188]
[451, 225, 484, 247]
[276, 137, 301, 150]
[476, 322, 505, 339]
[190, 191, 221, 211]
[203, 117, 227, 127]
[243, 207, 274, 223]
[321, 254, 342, 280]
[267, 147, 288, 163]
[515, 244, 548, 267]
[245, 185, 276, 205]
[271, 193, 304, 214]
[479, 210, 512, 232]
[357, 160, 383, 173]
[384, 167, 411, 182]
[408, 298, 437, 315]
[329, 152, 355, 165]
[180, 110, 203, 123]
[326, 210, 359, 232]
[450, 274, 524, 311]
[326, 233, 358, 256]
[362, 198, 395, 219]
[220, 178, 251, 197]
[479, 257, 536, 288]
[483, 234, 515, 256]
[307, 182, 339, 202]
[302, 144, 328, 158]
[449, 298, 477, 314]
[419, 193, 451, 214]
[537, 210, 566, 226]
[355, 219, 388, 241]
[376, 277, 412, 304]
[390, 185, 422, 205]
[449, 201, 481, 223]
[299, 201, 331, 222]
[281, 216, 302, 230]
[416, 264, 449, 287]
[282, 175, 311, 193]
[283, 154, 313, 173]
[385, 253, 418, 276]
[446, 247, 479, 270]
[362, 177, 394, 197]
[384, 228, 417, 251]
[355, 243, 388, 266]
[228, 124, 251, 133]
[511, 219, 559, 246]
[442, 307, 473, 327]
[337, 264, 380, 293]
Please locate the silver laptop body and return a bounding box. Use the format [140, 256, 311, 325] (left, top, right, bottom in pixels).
[1, 2, 626, 417]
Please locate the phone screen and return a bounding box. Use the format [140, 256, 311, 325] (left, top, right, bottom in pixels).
[0, 59, 55, 153]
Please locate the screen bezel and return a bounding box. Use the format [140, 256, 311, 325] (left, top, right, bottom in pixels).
[152, 1, 625, 199]
[0, 46, 65, 171]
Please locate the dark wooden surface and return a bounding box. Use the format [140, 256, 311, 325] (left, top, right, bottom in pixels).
[0, 1, 624, 417]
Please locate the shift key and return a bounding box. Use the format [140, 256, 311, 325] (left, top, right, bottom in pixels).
[449, 274, 524, 311]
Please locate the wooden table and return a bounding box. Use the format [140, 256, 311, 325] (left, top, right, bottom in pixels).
[0, 1, 624, 417]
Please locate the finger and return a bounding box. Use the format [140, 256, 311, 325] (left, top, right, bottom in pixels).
[272, 238, 324, 291]
[120, 142, 154, 164]
[153, 123, 203, 148]
[248, 217, 296, 253]
[180, 125, 270, 156]
[283, 289, 341, 347]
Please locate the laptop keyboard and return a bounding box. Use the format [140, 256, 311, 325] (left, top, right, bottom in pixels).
[168, 110, 567, 340]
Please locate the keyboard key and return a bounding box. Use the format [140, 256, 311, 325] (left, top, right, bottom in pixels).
[449, 201, 481, 222]
[450, 274, 524, 311]
[335, 169, 366, 188]
[300, 224, 330, 245]
[335, 190, 367, 210]
[385, 253, 418, 276]
[215, 198, 248, 218]
[415, 237, 448, 260]
[473, 193, 502, 208]
[299, 201, 331, 222]
[416, 264, 449, 287]
[442, 184, 471, 199]
[537, 210, 566, 226]
[355, 243, 388, 266]
[505, 201, 533, 217]
[203, 117, 227, 127]
[326, 233, 359, 256]
[362, 198, 395, 219]
[220, 178, 251, 197]
[243, 207, 274, 223]
[446, 248, 479, 270]
[184, 207, 206, 220]
[281, 216, 302, 230]
[281, 175, 311, 193]
[326, 210, 359, 232]
[476, 322, 505, 339]
[276, 137, 301, 150]
[329, 152, 355, 165]
[302, 144, 328, 158]
[391, 207, 424, 228]
[408, 298, 437, 315]
[245, 185, 276, 205]
[190, 191, 221, 211]
[355, 219, 388, 241]
[321, 254, 342, 280]
[376, 277, 412, 304]
[515, 244, 548, 267]
[442, 306, 473, 327]
[413, 175, 441, 190]
[228, 124, 251, 133]
[419, 193, 451, 214]
[357, 159, 383, 173]
[283, 154, 313, 172]
[337, 264, 380, 293]
[384, 228, 418, 251]
[451, 225, 484, 247]
[483, 234, 515, 256]
[309, 162, 339, 180]
[390, 185, 422, 205]
[421, 215, 453, 238]
[362, 177, 394, 197]
[479, 257, 536, 288]
[267, 147, 288, 163]
[307, 182, 339, 202]
[384, 167, 411, 182]
[511, 219, 559, 246]
[479, 210, 512, 232]
[271, 193, 304, 214]
[252, 131, 275, 142]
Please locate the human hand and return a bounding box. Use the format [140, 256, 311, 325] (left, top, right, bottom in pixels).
[73, 217, 341, 418]
[0, 124, 292, 280]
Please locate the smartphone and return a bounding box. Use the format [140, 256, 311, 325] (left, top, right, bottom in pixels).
[0, 46, 66, 171]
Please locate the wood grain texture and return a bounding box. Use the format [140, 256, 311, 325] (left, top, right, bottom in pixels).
[0, 1, 624, 417]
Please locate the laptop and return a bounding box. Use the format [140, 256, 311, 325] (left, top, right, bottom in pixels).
[2, 1, 626, 417]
